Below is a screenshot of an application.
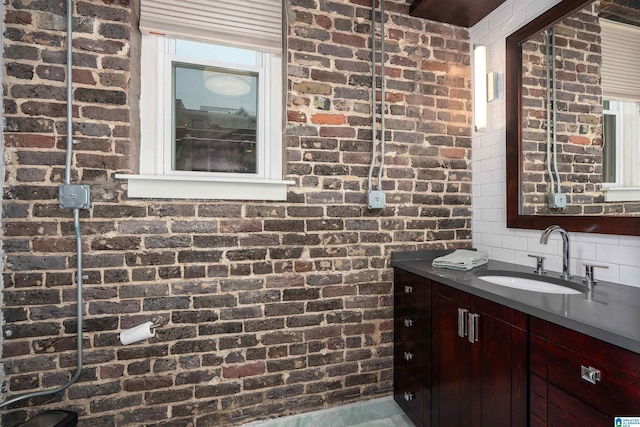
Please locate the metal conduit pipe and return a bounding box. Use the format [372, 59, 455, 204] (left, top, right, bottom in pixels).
[544, 29, 556, 195]
[551, 27, 562, 194]
[376, 0, 385, 191]
[0, 0, 85, 408]
[367, 0, 378, 192]
[367, 0, 386, 193]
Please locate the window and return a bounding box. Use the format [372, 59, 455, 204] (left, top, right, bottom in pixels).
[600, 19, 640, 202]
[117, 0, 292, 200]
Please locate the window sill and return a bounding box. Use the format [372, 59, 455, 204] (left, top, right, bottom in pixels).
[602, 186, 640, 202]
[116, 174, 295, 201]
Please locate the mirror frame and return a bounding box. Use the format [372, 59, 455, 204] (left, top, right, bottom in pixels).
[505, 0, 640, 236]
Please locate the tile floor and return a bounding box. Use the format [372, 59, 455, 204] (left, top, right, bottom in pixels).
[241, 396, 415, 427]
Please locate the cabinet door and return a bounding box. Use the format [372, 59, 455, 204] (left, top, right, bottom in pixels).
[475, 298, 528, 427]
[432, 282, 528, 427]
[432, 290, 469, 427]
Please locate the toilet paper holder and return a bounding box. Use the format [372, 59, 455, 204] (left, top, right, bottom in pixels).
[150, 315, 165, 330]
[119, 315, 166, 345]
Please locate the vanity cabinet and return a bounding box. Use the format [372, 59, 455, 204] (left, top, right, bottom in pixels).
[530, 317, 640, 426]
[393, 269, 527, 427]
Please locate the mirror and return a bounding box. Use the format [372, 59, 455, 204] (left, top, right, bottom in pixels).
[506, 0, 640, 235]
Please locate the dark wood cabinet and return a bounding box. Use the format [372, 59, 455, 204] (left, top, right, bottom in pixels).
[530, 317, 640, 427]
[394, 266, 640, 426]
[431, 281, 528, 427]
[393, 269, 527, 427]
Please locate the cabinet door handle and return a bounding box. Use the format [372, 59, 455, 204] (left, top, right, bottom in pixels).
[468, 313, 480, 343]
[404, 285, 414, 294]
[404, 351, 414, 362]
[404, 391, 415, 402]
[457, 308, 468, 338]
[581, 365, 601, 384]
[404, 318, 415, 328]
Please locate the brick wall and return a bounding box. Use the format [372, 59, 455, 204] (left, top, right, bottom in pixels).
[520, 1, 606, 215]
[1, 0, 472, 425]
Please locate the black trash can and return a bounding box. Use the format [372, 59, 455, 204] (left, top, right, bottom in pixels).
[17, 410, 77, 427]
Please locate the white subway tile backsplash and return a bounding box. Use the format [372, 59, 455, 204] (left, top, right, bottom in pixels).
[490, 195, 504, 210]
[491, 221, 511, 235]
[514, 250, 536, 267]
[474, 196, 493, 209]
[574, 233, 620, 245]
[502, 235, 527, 250]
[619, 236, 640, 248]
[473, 171, 494, 187]
[500, 8, 527, 36]
[481, 233, 503, 248]
[477, 208, 504, 222]
[620, 265, 640, 287]
[474, 145, 492, 161]
[483, 182, 504, 197]
[597, 245, 640, 267]
[472, 221, 493, 234]
[488, 1, 513, 29]
[525, 0, 560, 21]
[492, 247, 516, 263]
[571, 241, 596, 262]
[527, 238, 558, 256]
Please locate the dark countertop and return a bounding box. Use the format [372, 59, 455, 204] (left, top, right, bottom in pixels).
[392, 250, 640, 354]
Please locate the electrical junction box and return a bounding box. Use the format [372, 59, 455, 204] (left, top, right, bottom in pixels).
[59, 184, 92, 210]
[367, 190, 386, 209]
[547, 192, 566, 209]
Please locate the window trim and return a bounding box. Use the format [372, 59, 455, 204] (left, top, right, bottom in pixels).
[117, 34, 292, 201]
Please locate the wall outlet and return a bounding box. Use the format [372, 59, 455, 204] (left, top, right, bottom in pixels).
[367, 190, 386, 209]
[547, 192, 566, 209]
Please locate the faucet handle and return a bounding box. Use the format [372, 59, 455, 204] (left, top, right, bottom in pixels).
[583, 263, 609, 288]
[528, 254, 547, 275]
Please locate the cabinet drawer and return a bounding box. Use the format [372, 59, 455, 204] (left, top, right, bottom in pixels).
[548, 384, 611, 427]
[546, 323, 640, 417]
[395, 364, 428, 424]
[395, 340, 430, 379]
[393, 307, 431, 341]
[394, 270, 430, 310]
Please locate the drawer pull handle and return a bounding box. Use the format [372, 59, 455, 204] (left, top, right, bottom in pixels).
[581, 365, 601, 384]
[457, 308, 468, 338]
[404, 285, 414, 294]
[404, 318, 415, 328]
[404, 391, 415, 402]
[404, 351, 414, 362]
[468, 313, 480, 344]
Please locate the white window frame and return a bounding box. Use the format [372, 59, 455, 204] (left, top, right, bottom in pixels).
[600, 19, 640, 202]
[117, 34, 292, 200]
[602, 100, 640, 202]
[602, 104, 622, 187]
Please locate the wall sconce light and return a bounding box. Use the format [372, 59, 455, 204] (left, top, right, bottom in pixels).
[473, 44, 488, 132]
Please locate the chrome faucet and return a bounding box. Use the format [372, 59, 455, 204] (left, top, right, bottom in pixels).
[540, 225, 571, 280]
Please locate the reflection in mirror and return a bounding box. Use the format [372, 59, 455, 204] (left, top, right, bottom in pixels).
[519, 0, 640, 216]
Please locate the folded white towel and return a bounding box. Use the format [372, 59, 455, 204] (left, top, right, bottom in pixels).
[432, 249, 489, 271]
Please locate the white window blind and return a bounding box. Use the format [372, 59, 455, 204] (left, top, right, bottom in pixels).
[601, 18, 640, 102]
[139, 0, 283, 54]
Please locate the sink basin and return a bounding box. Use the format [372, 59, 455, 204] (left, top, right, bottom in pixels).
[476, 270, 585, 294]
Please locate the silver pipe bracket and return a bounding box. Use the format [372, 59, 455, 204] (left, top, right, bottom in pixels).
[59, 184, 92, 210]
